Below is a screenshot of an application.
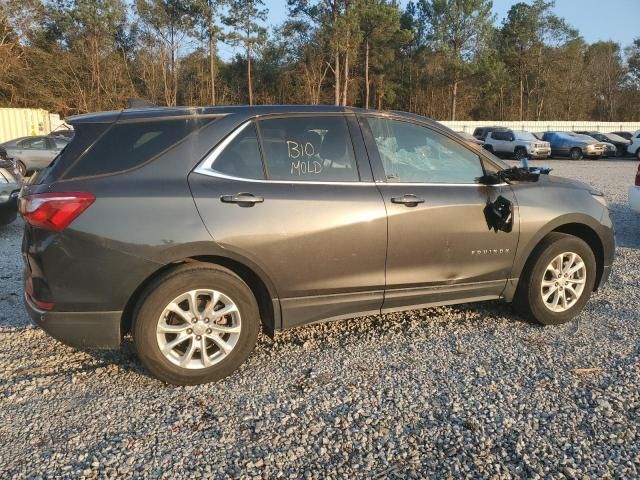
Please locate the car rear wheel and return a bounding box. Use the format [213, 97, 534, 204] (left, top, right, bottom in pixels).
[133, 264, 260, 385]
[569, 148, 583, 160]
[513, 233, 596, 326]
[16, 161, 27, 176]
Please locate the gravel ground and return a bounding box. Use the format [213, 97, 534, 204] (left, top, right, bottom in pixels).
[1, 159, 639, 479]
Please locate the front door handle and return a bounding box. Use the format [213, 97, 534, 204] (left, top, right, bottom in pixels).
[390, 194, 425, 207]
[220, 193, 264, 206]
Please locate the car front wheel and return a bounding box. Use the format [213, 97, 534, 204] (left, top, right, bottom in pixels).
[513, 233, 596, 325]
[569, 148, 583, 160]
[514, 147, 527, 160]
[133, 264, 260, 385]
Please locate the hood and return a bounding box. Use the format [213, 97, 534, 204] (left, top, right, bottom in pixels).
[541, 173, 595, 192]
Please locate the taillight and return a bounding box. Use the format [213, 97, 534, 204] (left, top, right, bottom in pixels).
[19, 192, 95, 232]
[635, 164, 640, 187]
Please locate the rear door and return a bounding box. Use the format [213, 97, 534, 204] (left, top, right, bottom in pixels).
[359, 115, 519, 312]
[15, 137, 52, 169]
[491, 130, 511, 154]
[189, 114, 388, 328]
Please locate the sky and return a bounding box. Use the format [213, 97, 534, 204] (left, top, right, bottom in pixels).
[236, 0, 639, 59]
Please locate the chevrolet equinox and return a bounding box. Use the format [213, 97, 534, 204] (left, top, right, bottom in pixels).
[20, 106, 615, 385]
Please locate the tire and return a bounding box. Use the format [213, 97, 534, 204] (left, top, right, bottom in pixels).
[514, 147, 527, 160]
[636, 148, 640, 160]
[16, 161, 27, 176]
[513, 233, 596, 326]
[133, 263, 260, 385]
[569, 148, 583, 160]
[615, 146, 624, 157]
[483, 145, 493, 153]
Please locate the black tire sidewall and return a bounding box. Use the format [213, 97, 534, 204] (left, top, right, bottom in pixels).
[133, 266, 260, 385]
[522, 235, 596, 325]
[570, 148, 582, 160]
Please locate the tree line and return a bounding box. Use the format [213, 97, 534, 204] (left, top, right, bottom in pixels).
[1, 0, 639, 121]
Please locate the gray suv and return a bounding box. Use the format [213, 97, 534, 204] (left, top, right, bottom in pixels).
[484, 129, 551, 159]
[20, 106, 614, 385]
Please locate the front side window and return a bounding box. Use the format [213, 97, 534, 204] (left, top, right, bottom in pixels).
[258, 116, 359, 182]
[366, 118, 484, 184]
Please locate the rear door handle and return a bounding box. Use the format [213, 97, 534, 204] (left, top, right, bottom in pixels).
[390, 194, 425, 207]
[220, 193, 264, 206]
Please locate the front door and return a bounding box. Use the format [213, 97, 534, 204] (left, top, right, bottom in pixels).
[189, 114, 388, 328]
[359, 116, 519, 312]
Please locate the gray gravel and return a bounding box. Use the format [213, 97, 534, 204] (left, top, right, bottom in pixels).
[1, 159, 639, 479]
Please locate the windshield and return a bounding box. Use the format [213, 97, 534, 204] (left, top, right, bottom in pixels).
[514, 131, 537, 141]
[574, 134, 597, 142]
[604, 133, 627, 143]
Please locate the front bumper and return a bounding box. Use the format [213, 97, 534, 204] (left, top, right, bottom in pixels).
[25, 293, 122, 349]
[528, 148, 551, 158]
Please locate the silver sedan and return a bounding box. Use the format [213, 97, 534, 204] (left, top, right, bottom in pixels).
[0, 135, 68, 175]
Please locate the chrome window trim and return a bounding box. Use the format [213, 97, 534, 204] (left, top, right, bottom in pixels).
[195, 120, 252, 175]
[194, 120, 510, 188]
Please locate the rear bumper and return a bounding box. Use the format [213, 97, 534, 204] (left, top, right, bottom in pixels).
[0, 191, 18, 225]
[629, 186, 640, 213]
[25, 293, 121, 349]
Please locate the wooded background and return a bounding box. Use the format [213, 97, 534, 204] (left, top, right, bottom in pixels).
[1, 0, 639, 121]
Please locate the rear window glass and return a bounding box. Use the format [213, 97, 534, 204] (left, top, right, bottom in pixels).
[65, 118, 211, 178]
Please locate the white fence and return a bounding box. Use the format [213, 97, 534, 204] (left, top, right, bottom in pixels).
[440, 120, 640, 134]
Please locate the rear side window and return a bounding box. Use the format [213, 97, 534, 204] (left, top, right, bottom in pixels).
[258, 116, 359, 182]
[212, 124, 264, 179]
[65, 118, 211, 178]
[19, 137, 48, 150]
[491, 131, 511, 141]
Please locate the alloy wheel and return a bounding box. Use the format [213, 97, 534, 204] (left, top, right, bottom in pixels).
[156, 289, 241, 369]
[540, 252, 587, 313]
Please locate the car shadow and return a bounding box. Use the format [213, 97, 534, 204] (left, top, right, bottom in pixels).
[608, 202, 640, 249]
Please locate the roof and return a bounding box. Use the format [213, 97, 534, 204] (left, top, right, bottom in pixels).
[66, 105, 371, 124]
[65, 105, 445, 130]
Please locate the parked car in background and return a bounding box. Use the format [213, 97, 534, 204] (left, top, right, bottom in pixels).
[0, 136, 68, 175]
[457, 131, 484, 147]
[0, 160, 21, 225]
[20, 105, 614, 385]
[484, 129, 551, 160]
[630, 163, 640, 213]
[542, 132, 605, 160]
[627, 130, 640, 160]
[575, 131, 630, 157]
[472, 126, 504, 141]
[611, 131, 633, 141]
